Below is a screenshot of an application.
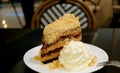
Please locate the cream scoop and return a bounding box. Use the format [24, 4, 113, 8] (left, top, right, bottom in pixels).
[59, 40, 96, 71]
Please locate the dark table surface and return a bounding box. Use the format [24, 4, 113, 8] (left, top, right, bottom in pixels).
[0, 28, 120, 73]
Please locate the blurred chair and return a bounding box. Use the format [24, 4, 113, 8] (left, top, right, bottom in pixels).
[31, 0, 96, 30]
[82, 0, 101, 13]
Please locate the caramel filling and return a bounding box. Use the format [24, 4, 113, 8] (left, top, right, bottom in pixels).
[41, 47, 63, 57]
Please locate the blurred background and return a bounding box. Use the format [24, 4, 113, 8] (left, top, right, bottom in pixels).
[0, 0, 41, 28]
[0, 0, 120, 28]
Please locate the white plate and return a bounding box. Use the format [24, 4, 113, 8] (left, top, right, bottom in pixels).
[23, 44, 109, 73]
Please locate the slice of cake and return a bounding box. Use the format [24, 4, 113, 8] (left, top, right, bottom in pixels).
[40, 14, 82, 63]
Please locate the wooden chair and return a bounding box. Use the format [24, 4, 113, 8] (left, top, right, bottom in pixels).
[31, 0, 96, 29]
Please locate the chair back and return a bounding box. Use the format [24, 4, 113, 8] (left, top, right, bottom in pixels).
[31, 0, 96, 29]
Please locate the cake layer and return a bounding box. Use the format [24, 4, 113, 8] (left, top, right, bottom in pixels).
[40, 52, 59, 63]
[43, 26, 81, 45]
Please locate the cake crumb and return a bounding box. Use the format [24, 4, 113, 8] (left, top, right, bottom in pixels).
[34, 55, 41, 61]
[88, 56, 97, 66]
[47, 60, 64, 70]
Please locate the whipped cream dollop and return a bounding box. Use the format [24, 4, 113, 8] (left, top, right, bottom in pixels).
[59, 40, 95, 71]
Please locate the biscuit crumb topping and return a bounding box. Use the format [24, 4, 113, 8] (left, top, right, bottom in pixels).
[43, 14, 81, 44]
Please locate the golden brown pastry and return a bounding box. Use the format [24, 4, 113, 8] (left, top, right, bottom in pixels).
[40, 14, 82, 63]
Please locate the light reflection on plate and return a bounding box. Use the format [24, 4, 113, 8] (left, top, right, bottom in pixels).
[23, 44, 109, 73]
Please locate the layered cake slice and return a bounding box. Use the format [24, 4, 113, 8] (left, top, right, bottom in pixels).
[40, 14, 82, 63]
